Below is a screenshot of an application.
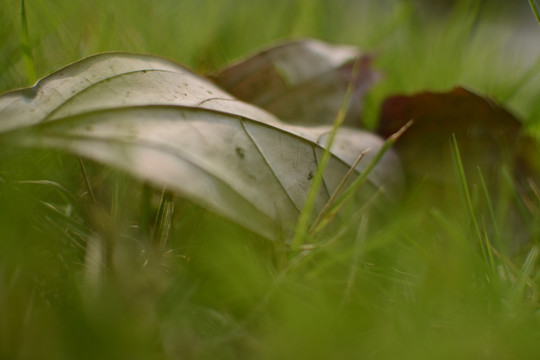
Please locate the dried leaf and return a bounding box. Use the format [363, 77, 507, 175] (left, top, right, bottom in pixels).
[211, 38, 379, 126]
[377, 87, 537, 190]
[0, 53, 402, 241]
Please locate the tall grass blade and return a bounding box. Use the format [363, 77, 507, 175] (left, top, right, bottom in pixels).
[477, 168, 501, 261]
[310, 148, 370, 233]
[152, 188, 175, 251]
[529, 0, 540, 24]
[20, 0, 36, 84]
[451, 136, 500, 293]
[291, 59, 361, 249]
[18, 179, 79, 205]
[451, 135, 484, 246]
[342, 215, 368, 305]
[317, 185, 383, 248]
[78, 157, 96, 204]
[509, 246, 538, 305]
[310, 120, 413, 236]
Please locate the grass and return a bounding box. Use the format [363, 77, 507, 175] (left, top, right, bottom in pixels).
[1, 0, 540, 359]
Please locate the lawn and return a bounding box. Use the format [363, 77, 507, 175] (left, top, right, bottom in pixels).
[1, 0, 540, 359]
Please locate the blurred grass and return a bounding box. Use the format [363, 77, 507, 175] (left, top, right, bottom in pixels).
[1, 0, 540, 359]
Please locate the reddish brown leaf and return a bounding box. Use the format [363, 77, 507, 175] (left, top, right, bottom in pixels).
[377, 87, 537, 192]
[211, 38, 379, 126]
[378, 87, 540, 248]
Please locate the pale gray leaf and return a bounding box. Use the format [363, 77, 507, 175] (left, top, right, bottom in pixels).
[0, 53, 402, 241]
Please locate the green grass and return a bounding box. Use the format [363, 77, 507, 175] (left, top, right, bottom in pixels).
[1, 0, 540, 359]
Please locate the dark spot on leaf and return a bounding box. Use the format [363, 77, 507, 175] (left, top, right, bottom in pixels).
[308, 171, 314, 180]
[235, 147, 245, 159]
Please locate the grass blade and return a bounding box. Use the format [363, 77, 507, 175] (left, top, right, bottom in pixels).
[529, 0, 540, 24]
[78, 157, 97, 204]
[477, 168, 501, 262]
[291, 58, 361, 249]
[310, 148, 370, 233]
[20, 0, 36, 84]
[310, 120, 413, 236]
[451, 136, 499, 290]
[342, 215, 368, 305]
[152, 188, 175, 251]
[509, 246, 539, 305]
[451, 135, 484, 246]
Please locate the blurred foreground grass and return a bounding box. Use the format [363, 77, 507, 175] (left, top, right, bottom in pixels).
[1, 0, 540, 359]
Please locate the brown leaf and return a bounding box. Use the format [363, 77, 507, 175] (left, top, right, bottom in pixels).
[377, 87, 536, 190]
[211, 38, 379, 126]
[378, 87, 540, 248]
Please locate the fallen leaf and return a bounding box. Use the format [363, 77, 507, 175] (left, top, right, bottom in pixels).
[377, 87, 540, 248]
[0, 53, 403, 241]
[211, 38, 379, 126]
[377, 87, 535, 189]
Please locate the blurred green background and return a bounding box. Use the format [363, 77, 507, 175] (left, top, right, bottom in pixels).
[1, 0, 540, 359]
[2, 0, 540, 126]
